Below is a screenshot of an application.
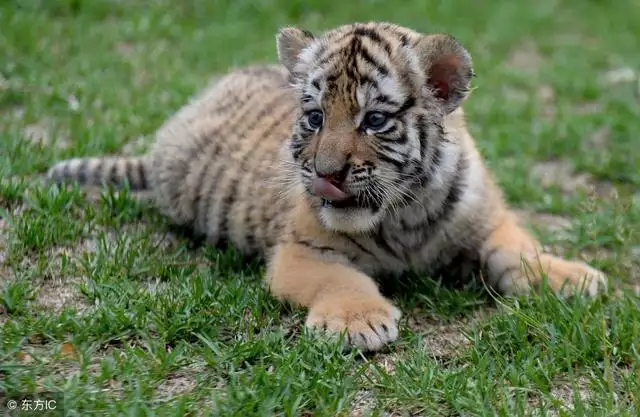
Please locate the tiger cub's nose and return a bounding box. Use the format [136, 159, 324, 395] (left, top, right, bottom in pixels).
[314, 162, 349, 187]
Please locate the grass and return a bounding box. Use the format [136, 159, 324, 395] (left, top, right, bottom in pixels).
[1, 0, 639, 415]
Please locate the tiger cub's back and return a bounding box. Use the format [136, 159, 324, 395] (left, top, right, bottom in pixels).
[149, 65, 299, 256]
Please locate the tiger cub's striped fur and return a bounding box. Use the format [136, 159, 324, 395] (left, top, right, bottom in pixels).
[47, 22, 607, 351]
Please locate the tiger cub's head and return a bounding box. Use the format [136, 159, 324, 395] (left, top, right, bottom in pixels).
[277, 22, 473, 234]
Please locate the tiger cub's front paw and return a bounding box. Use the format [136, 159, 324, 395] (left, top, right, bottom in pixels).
[305, 294, 402, 351]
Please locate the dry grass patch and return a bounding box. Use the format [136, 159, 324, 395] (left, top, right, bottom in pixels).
[515, 209, 573, 237]
[155, 368, 200, 402]
[506, 40, 544, 74]
[22, 120, 71, 150]
[35, 275, 90, 314]
[530, 160, 594, 195]
[530, 159, 621, 202]
[0, 215, 12, 280]
[421, 323, 472, 361]
[528, 376, 593, 417]
[349, 389, 377, 417]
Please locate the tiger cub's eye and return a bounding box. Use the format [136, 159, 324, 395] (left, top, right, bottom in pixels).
[363, 111, 388, 130]
[307, 110, 324, 129]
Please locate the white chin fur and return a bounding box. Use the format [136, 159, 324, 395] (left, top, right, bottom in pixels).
[318, 206, 384, 234]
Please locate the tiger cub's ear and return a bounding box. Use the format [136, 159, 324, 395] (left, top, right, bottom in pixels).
[276, 27, 315, 77]
[415, 34, 474, 114]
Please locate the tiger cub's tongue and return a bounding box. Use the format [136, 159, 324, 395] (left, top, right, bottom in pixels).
[311, 177, 349, 201]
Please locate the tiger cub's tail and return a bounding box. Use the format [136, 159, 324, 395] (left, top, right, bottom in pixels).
[46, 156, 150, 190]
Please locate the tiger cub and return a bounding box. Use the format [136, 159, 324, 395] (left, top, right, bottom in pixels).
[46, 22, 607, 351]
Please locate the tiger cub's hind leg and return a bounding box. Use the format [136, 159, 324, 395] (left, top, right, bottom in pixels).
[480, 211, 607, 296]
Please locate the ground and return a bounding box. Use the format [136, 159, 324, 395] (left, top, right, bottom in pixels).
[1, 1, 639, 416]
